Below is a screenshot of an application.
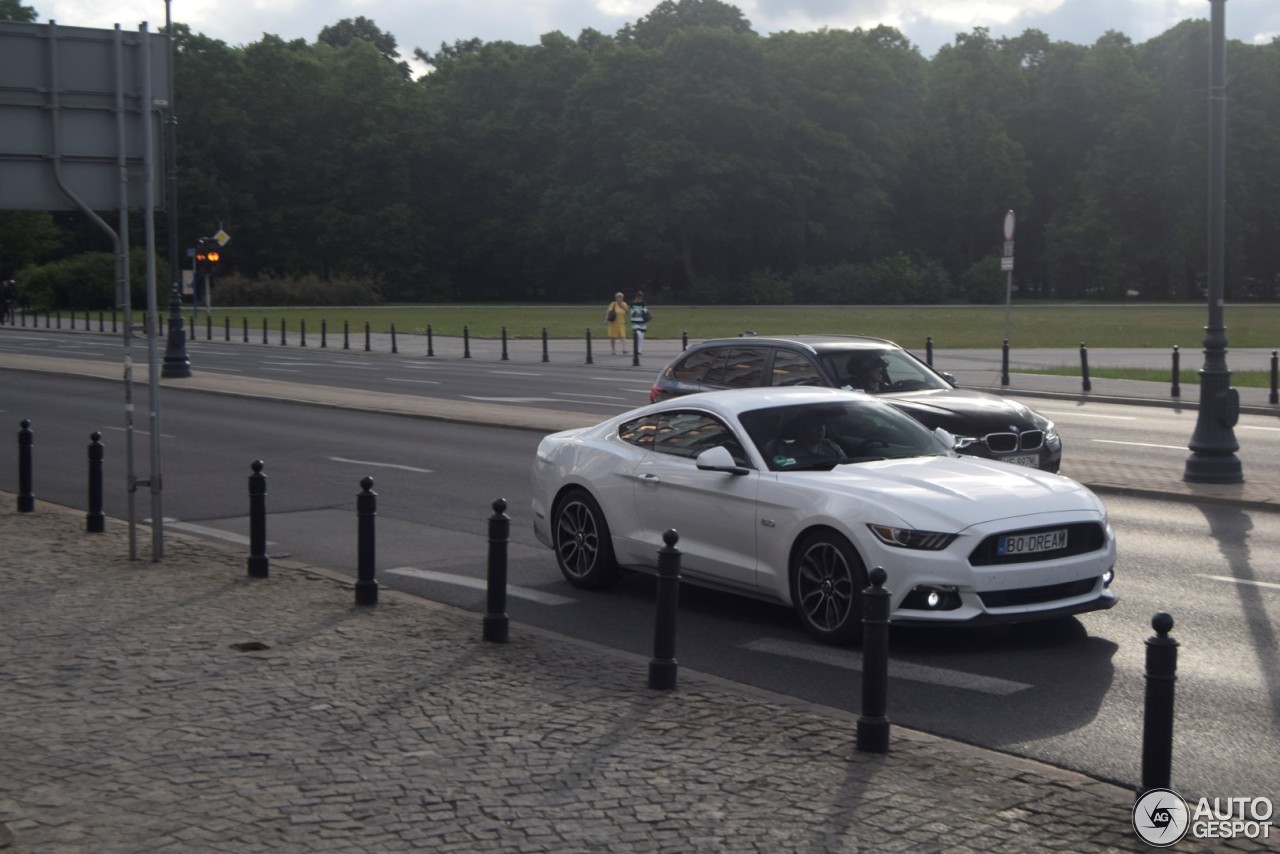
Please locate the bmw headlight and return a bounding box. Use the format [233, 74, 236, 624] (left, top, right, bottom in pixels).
[867, 525, 957, 551]
[949, 434, 980, 450]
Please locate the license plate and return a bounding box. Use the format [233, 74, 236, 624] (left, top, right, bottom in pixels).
[1003, 454, 1039, 468]
[997, 528, 1068, 557]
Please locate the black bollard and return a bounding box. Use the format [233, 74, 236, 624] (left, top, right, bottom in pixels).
[483, 498, 510, 643]
[501, 326, 509, 361]
[1171, 345, 1181, 398]
[541, 327, 549, 363]
[280, 318, 287, 346]
[355, 477, 378, 606]
[99, 310, 104, 331]
[364, 321, 371, 352]
[243, 317, 249, 343]
[17, 419, 34, 513]
[1080, 342, 1092, 392]
[926, 336, 934, 367]
[632, 331, 640, 367]
[648, 529, 682, 690]
[206, 314, 212, 341]
[262, 318, 268, 345]
[343, 319, 350, 350]
[321, 319, 327, 348]
[427, 324, 434, 357]
[247, 461, 269, 578]
[391, 324, 398, 354]
[1271, 351, 1278, 405]
[1141, 612, 1178, 792]
[463, 325, 471, 358]
[86, 432, 104, 533]
[682, 330, 688, 350]
[300, 318, 307, 347]
[585, 328, 593, 365]
[1000, 339, 1010, 387]
[856, 567, 891, 753]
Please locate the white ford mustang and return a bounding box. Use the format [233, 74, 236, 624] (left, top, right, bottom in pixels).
[531, 387, 1117, 644]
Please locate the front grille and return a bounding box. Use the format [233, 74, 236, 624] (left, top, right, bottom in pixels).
[978, 577, 1099, 608]
[984, 430, 1044, 453]
[969, 522, 1106, 566]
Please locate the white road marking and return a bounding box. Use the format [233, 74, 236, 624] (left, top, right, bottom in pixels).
[461, 395, 564, 404]
[1090, 439, 1187, 450]
[554, 392, 630, 401]
[262, 367, 302, 373]
[102, 425, 176, 439]
[385, 567, 576, 605]
[740, 637, 1033, 695]
[327, 456, 434, 474]
[1201, 574, 1280, 591]
[488, 370, 544, 376]
[164, 520, 259, 547]
[588, 376, 660, 385]
[1239, 425, 1280, 433]
[385, 377, 441, 385]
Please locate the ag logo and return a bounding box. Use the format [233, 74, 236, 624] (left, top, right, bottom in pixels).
[1133, 788, 1190, 847]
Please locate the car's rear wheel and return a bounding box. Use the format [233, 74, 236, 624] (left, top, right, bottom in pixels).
[790, 530, 867, 644]
[553, 489, 620, 590]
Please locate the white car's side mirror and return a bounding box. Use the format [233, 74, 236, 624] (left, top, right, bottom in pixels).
[933, 427, 957, 450]
[696, 445, 750, 476]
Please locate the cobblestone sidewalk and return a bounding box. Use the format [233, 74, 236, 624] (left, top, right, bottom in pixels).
[0, 500, 1262, 852]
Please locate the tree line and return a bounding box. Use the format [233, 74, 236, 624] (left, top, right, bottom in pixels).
[3, 0, 1280, 307]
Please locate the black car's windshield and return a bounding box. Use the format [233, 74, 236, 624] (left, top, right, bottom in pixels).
[739, 401, 947, 472]
[819, 348, 951, 394]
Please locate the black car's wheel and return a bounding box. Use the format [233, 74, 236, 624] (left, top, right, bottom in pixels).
[553, 489, 620, 590]
[790, 530, 867, 644]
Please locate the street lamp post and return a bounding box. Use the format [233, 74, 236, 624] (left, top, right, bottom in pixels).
[160, 0, 191, 378]
[1184, 0, 1241, 484]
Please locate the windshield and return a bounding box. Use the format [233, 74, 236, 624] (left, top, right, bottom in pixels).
[819, 348, 951, 394]
[739, 401, 948, 471]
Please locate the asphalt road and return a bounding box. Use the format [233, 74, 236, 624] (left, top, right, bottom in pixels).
[1, 367, 1276, 801]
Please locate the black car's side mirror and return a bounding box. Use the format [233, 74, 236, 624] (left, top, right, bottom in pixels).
[696, 446, 751, 476]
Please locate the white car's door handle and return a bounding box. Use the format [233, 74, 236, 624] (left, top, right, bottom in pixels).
[639, 473, 661, 484]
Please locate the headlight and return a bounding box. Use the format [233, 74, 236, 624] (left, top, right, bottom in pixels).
[950, 434, 980, 450]
[867, 525, 957, 550]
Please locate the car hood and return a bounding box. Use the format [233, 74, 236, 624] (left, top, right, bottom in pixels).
[881, 388, 1044, 433]
[782, 455, 1102, 532]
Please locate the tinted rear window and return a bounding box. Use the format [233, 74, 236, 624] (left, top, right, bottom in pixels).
[703, 347, 768, 388]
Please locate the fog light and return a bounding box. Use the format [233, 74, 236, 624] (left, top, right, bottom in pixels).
[901, 584, 961, 611]
[1102, 568, 1114, 587]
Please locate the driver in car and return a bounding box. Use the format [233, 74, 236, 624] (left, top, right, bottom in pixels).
[770, 414, 848, 468]
[844, 353, 889, 392]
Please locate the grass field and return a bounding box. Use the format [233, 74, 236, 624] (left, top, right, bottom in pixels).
[181, 303, 1280, 350]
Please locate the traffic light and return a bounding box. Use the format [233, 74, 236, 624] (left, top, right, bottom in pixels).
[194, 238, 221, 274]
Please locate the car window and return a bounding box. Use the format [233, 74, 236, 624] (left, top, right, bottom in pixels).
[703, 347, 768, 389]
[619, 415, 656, 447]
[667, 348, 720, 382]
[820, 348, 950, 393]
[770, 350, 822, 387]
[648, 412, 750, 466]
[738, 401, 943, 470]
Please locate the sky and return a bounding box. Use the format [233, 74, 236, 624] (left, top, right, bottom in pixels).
[27, 0, 1280, 75]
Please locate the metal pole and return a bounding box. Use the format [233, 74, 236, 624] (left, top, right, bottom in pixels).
[1185, 0, 1243, 483]
[159, 0, 190, 379]
[856, 567, 890, 753]
[648, 529, 682, 690]
[355, 477, 378, 606]
[1141, 612, 1179, 792]
[1171, 346, 1181, 398]
[247, 461, 268, 578]
[1080, 343, 1092, 392]
[87, 432, 105, 532]
[17, 419, 34, 513]
[483, 498, 510, 643]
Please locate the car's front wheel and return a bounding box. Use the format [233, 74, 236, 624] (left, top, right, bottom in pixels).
[552, 489, 620, 590]
[790, 530, 867, 644]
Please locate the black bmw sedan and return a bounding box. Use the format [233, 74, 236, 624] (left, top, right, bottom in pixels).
[649, 335, 1061, 472]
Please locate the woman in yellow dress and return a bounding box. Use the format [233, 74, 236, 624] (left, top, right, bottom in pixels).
[604, 291, 629, 354]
